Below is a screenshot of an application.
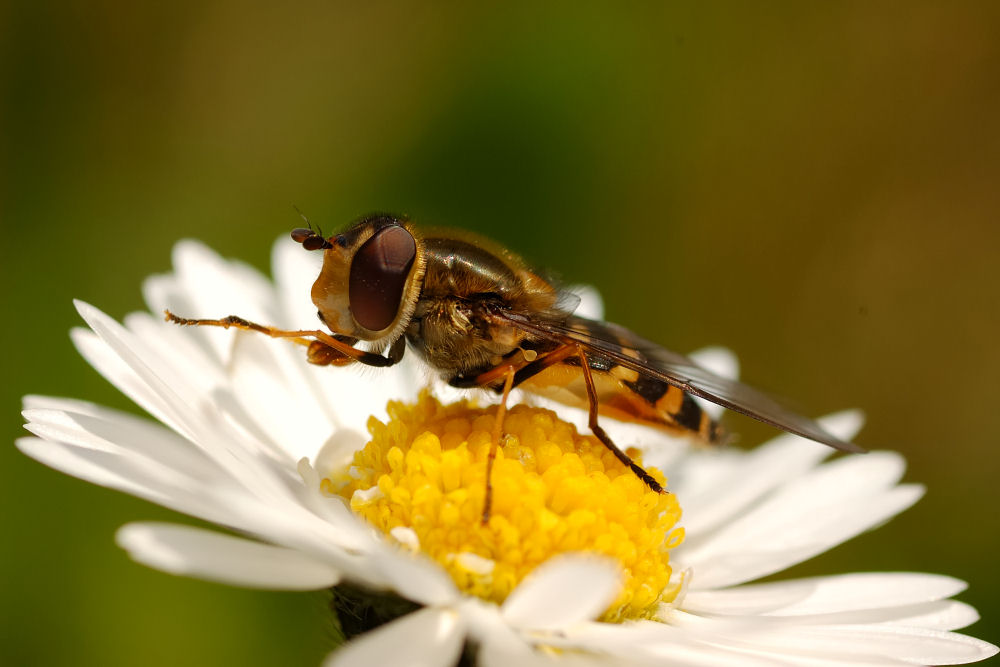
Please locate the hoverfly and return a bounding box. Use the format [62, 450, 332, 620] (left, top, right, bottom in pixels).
[166, 214, 864, 520]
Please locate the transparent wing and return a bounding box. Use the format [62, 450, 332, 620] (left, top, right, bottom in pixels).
[499, 311, 864, 453]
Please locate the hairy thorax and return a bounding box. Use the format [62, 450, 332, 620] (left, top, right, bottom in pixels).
[406, 296, 524, 378]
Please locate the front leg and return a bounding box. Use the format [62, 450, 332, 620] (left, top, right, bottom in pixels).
[164, 310, 399, 368]
[306, 334, 406, 367]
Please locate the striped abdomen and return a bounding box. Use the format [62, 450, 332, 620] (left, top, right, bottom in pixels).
[518, 318, 723, 444]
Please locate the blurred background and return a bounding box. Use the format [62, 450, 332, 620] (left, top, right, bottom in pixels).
[2, 2, 998, 664]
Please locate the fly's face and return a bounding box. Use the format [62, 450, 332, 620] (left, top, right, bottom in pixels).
[293, 215, 426, 348]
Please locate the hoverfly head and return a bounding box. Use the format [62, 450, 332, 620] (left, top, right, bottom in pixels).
[307, 214, 425, 346]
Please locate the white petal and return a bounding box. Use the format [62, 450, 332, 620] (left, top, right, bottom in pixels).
[323, 607, 464, 667]
[143, 271, 224, 364]
[650, 611, 917, 666]
[466, 604, 559, 667]
[482, 642, 612, 667]
[878, 601, 980, 631]
[73, 302, 213, 442]
[831, 600, 982, 632]
[735, 623, 999, 665]
[760, 449, 908, 516]
[121, 312, 281, 452]
[549, 619, 790, 667]
[314, 428, 367, 475]
[116, 522, 340, 590]
[303, 352, 423, 436]
[22, 402, 223, 484]
[681, 484, 924, 589]
[17, 436, 276, 534]
[812, 408, 867, 442]
[72, 327, 183, 437]
[272, 234, 325, 329]
[19, 431, 373, 567]
[123, 310, 229, 392]
[53, 310, 383, 561]
[73, 301, 294, 503]
[501, 555, 622, 629]
[770, 573, 966, 616]
[768, 657, 911, 667]
[368, 546, 460, 607]
[688, 347, 740, 420]
[477, 640, 548, 667]
[688, 346, 740, 381]
[225, 332, 338, 460]
[458, 599, 552, 667]
[677, 437, 830, 541]
[684, 573, 967, 617]
[152, 242, 369, 467]
[683, 577, 817, 616]
[23, 394, 130, 416]
[675, 410, 865, 542]
[680, 452, 923, 588]
[18, 436, 179, 505]
[567, 284, 604, 320]
[166, 240, 278, 361]
[295, 457, 375, 535]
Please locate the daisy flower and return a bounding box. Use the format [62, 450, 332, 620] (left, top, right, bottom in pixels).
[18, 238, 997, 666]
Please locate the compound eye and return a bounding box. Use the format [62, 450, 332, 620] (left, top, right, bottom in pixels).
[348, 225, 417, 332]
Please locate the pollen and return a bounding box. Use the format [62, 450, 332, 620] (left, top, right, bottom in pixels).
[323, 392, 684, 621]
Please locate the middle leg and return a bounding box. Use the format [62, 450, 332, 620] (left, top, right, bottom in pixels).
[575, 345, 666, 495]
[482, 366, 516, 524]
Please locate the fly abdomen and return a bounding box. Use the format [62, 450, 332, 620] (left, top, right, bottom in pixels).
[555, 317, 724, 445]
[622, 373, 723, 444]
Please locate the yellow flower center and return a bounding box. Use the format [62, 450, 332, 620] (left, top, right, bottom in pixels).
[323, 392, 684, 621]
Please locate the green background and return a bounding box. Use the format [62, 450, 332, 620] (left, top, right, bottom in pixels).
[2, 2, 998, 664]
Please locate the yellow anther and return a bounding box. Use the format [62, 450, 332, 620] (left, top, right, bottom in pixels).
[323, 391, 683, 620]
